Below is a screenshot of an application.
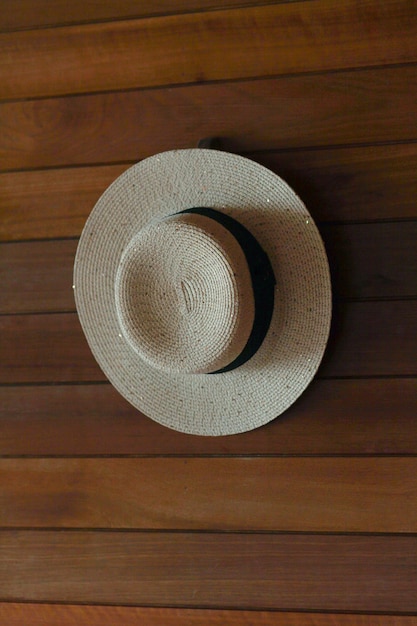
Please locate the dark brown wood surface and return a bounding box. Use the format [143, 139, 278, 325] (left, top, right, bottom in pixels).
[1, 379, 416, 456]
[1, 604, 416, 626]
[2, 142, 417, 241]
[1, 532, 416, 612]
[0, 0, 304, 31]
[1, 0, 416, 622]
[2, 1, 416, 100]
[2, 301, 416, 383]
[1, 457, 416, 531]
[2, 222, 416, 313]
[1, 67, 417, 173]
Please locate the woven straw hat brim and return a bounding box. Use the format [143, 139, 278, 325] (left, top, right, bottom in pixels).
[74, 149, 331, 436]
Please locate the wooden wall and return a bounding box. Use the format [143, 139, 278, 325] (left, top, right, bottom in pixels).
[0, 0, 416, 623]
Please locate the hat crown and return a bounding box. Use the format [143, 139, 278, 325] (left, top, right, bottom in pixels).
[115, 212, 255, 374]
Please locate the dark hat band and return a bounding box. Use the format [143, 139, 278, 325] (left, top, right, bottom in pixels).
[178, 207, 276, 373]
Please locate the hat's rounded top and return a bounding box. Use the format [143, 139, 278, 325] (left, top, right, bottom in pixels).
[115, 211, 255, 374]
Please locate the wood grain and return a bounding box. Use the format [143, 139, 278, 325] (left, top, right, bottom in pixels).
[321, 222, 417, 299]
[2, 222, 415, 314]
[1, 66, 416, 172]
[0, 313, 102, 383]
[1, 0, 416, 619]
[254, 143, 417, 223]
[318, 300, 417, 378]
[1, 301, 416, 383]
[0, 239, 78, 314]
[1, 532, 416, 611]
[2, 143, 417, 241]
[0, 0, 298, 31]
[1, 457, 416, 532]
[1, 604, 415, 626]
[1, 379, 416, 456]
[1, 1, 416, 101]
[0, 165, 127, 241]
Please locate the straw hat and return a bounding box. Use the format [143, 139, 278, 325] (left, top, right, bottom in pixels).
[74, 148, 331, 436]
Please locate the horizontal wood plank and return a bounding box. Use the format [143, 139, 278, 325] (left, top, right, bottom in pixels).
[0, 313, 102, 383]
[2, 0, 415, 618]
[1, 379, 416, 456]
[1, 457, 416, 532]
[318, 300, 416, 378]
[321, 222, 417, 299]
[1, 1, 417, 101]
[0, 1, 301, 31]
[0, 165, 127, 240]
[0, 240, 78, 314]
[1, 301, 416, 383]
[0, 604, 415, 626]
[2, 222, 415, 314]
[1, 143, 417, 241]
[255, 143, 417, 223]
[1, 66, 416, 172]
[1, 532, 416, 611]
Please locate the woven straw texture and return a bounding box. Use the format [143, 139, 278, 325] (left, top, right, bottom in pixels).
[74, 149, 331, 436]
[114, 212, 255, 375]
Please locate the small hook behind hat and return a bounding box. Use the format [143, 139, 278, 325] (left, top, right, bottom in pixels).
[197, 137, 223, 150]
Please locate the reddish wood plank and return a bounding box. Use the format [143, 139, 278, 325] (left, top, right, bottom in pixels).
[0, 240, 78, 313]
[1, 1, 416, 101]
[0, 313, 102, 383]
[318, 300, 417, 378]
[321, 222, 417, 299]
[254, 143, 417, 223]
[2, 144, 417, 242]
[1, 223, 415, 314]
[0, 165, 127, 241]
[0, 143, 417, 241]
[1, 532, 416, 611]
[0, 0, 296, 31]
[1, 457, 416, 532]
[0, 603, 415, 626]
[1, 67, 416, 172]
[1, 302, 416, 383]
[1, 379, 416, 456]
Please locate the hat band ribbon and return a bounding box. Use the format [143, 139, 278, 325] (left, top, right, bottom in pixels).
[179, 207, 276, 373]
